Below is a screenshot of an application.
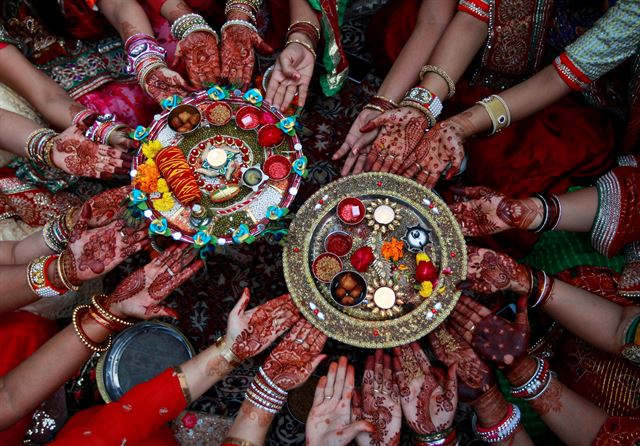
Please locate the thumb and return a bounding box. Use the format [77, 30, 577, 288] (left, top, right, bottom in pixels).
[233, 287, 251, 316]
[360, 114, 386, 133]
[154, 305, 179, 319]
[515, 294, 529, 327]
[255, 35, 274, 55]
[341, 420, 375, 440]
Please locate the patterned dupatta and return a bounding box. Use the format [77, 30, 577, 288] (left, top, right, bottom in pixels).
[307, 0, 350, 96]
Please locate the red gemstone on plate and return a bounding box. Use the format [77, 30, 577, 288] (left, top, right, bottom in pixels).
[377, 181, 383, 187]
[429, 203, 435, 209]
[293, 247, 300, 253]
[313, 309, 319, 315]
[199, 143, 205, 149]
[451, 252, 456, 258]
[234, 138, 243, 146]
[214, 135, 223, 143]
[205, 184, 213, 191]
[373, 329, 379, 337]
[226, 137, 234, 145]
[242, 156, 249, 162]
[319, 199, 324, 204]
[189, 157, 196, 163]
[197, 180, 204, 186]
[431, 308, 437, 314]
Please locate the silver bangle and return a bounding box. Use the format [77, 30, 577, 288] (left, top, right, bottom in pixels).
[221, 19, 258, 34]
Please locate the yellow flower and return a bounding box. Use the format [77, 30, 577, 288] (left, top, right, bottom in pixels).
[398, 264, 408, 271]
[381, 237, 404, 262]
[142, 140, 163, 160]
[418, 281, 433, 298]
[416, 253, 431, 263]
[153, 192, 175, 211]
[145, 159, 156, 168]
[157, 178, 169, 194]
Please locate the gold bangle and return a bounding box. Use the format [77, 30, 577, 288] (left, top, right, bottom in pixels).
[363, 104, 385, 113]
[72, 305, 112, 352]
[419, 65, 456, 99]
[287, 20, 321, 40]
[92, 294, 136, 327]
[399, 99, 436, 128]
[172, 366, 193, 404]
[285, 39, 316, 59]
[222, 437, 258, 446]
[63, 207, 78, 234]
[58, 250, 80, 291]
[475, 94, 511, 135]
[373, 95, 398, 108]
[215, 336, 242, 366]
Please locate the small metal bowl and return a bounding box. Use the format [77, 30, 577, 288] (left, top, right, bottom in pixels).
[337, 197, 366, 225]
[324, 231, 353, 257]
[312, 252, 343, 283]
[263, 154, 292, 181]
[240, 165, 268, 191]
[168, 104, 201, 135]
[330, 271, 367, 307]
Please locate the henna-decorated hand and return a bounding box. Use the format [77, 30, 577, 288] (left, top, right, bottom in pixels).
[361, 107, 429, 174]
[450, 295, 530, 369]
[399, 116, 469, 188]
[265, 39, 314, 111]
[306, 356, 375, 446]
[391, 343, 457, 436]
[459, 246, 531, 295]
[450, 186, 542, 236]
[144, 66, 194, 105]
[352, 350, 402, 446]
[73, 185, 132, 229]
[63, 204, 148, 286]
[220, 25, 273, 88]
[428, 325, 494, 402]
[225, 289, 300, 361]
[103, 244, 203, 319]
[106, 125, 137, 151]
[51, 125, 133, 180]
[261, 319, 327, 391]
[174, 31, 221, 89]
[333, 108, 382, 176]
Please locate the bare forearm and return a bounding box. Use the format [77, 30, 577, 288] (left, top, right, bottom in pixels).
[507, 357, 607, 446]
[178, 343, 234, 400]
[419, 12, 488, 100]
[289, 0, 319, 24]
[97, 0, 154, 39]
[226, 399, 275, 445]
[0, 231, 54, 266]
[378, 0, 456, 102]
[0, 321, 108, 428]
[160, 0, 193, 23]
[541, 280, 638, 354]
[519, 187, 598, 232]
[0, 108, 43, 157]
[472, 387, 534, 446]
[0, 265, 41, 314]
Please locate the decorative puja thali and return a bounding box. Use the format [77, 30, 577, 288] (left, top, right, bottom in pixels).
[283, 173, 466, 348]
[130, 88, 304, 246]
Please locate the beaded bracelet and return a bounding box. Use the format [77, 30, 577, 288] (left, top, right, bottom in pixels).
[72, 305, 113, 352]
[285, 39, 316, 59]
[27, 255, 68, 298]
[226, 0, 262, 10]
[92, 294, 136, 329]
[221, 19, 258, 35]
[472, 403, 521, 443]
[400, 87, 443, 128]
[509, 357, 550, 399]
[414, 427, 458, 445]
[42, 215, 69, 253]
[25, 128, 57, 168]
[225, 4, 257, 22]
[84, 113, 126, 145]
[476, 94, 510, 135]
[419, 65, 456, 99]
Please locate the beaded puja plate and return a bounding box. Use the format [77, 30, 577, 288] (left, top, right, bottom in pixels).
[283, 173, 466, 348]
[131, 90, 303, 245]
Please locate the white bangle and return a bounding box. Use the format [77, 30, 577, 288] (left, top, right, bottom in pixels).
[221, 19, 258, 35]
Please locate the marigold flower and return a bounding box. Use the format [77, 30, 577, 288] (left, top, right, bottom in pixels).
[142, 139, 163, 160]
[381, 237, 404, 262]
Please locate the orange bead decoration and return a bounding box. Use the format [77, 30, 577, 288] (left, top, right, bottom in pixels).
[155, 146, 202, 205]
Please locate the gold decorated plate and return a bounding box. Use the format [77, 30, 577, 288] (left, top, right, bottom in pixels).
[283, 173, 466, 348]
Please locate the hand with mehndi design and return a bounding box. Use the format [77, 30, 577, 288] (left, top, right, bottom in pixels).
[391, 343, 457, 437]
[106, 125, 137, 151]
[306, 356, 375, 446]
[361, 107, 429, 174]
[174, 31, 222, 89]
[265, 41, 314, 111]
[63, 204, 148, 289]
[102, 244, 203, 319]
[51, 124, 133, 180]
[450, 295, 530, 369]
[220, 25, 273, 88]
[449, 186, 542, 236]
[352, 350, 402, 446]
[399, 117, 467, 188]
[144, 66, 194, 105]
[459, 246, 531, 295]
[67, 185, 132, 230]
[333, 108, 382, 176]
[225, 289, 300, 361]
[428, 325, 495, 402]
[261, 319, 327, 391]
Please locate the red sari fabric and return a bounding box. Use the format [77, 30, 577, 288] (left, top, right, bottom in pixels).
[592, 416, 640, 445]
[0, 311, 58, 446]
[51, 368, 186, 445]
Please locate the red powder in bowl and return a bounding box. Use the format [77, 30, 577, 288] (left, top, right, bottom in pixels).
[264, 155, 292, 181]
[325, 232, 353, 256]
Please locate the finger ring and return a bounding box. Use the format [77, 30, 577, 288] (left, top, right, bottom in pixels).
[324, 395, 333, 399]
[414, 162, 422, 172]
[118, 230, 126, 238]
[388, 154, 396, 160]
[295, 338, 305, 344]
[167, 269, 175, 277]
[373, 389, 389, 396]
[469, 323, 476, 333]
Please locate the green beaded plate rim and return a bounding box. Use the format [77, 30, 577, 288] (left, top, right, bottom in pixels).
[282, 173, 467, 348]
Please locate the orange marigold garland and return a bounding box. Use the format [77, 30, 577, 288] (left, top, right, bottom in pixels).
[155, 146, 202, 205]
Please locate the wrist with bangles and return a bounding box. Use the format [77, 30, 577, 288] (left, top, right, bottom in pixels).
[125, 34, 169, 93]
[285, 36, 317, 59]
[363, 95, 397, 113]
[399, 86, 443, 128]
[27, 255, 68, 298]
[84, 113, 126, 145]
[419, 64, 456, 99]
[530, 194, 562, 233]
[476, 94, 511, 135]
[525, 266, 555, 308]
[472, 402, 521, 443]
[221, 19, 258, 35]
[42, 212, 73, 253]
[286, 20, 320, 47]
[171, 13, 219, 42]
[245, 367, 287, 414]
[621, 315, 640, 364]
[413, 426, 458, 445]
[25, 128, 58, 169]
[214, 336, 242, 367]
[509, 356, 554, 401]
